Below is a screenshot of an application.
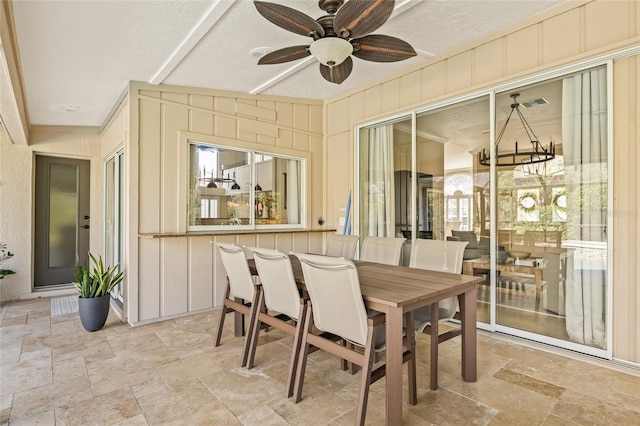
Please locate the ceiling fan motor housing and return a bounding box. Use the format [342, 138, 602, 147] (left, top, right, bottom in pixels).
[319, 0, 344, 14]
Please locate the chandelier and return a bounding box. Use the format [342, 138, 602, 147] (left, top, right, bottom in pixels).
[478, 93, 555, 167]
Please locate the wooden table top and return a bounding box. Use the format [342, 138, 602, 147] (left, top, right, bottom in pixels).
[251, 256, 480, 310]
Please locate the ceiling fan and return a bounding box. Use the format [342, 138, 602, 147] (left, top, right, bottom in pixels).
[254, 0, 417, 84]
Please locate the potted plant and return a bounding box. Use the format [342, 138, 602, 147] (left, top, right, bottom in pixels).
[73, 252, 123, 331]
[0, 242, 15, 279]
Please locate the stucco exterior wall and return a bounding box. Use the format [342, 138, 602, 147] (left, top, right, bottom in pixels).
[322, 0, 640, 363]
[0, 125, 102, 302]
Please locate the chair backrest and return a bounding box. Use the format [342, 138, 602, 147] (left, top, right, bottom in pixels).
[324, 233, 360, 259]
[409, 239, 469, 274]
[216, 243, 255, 301]
[360, 236, 406, 265]
[294, 253, 368, 346]
[248, 247, 301, 320]
[409, 239, 469, 321]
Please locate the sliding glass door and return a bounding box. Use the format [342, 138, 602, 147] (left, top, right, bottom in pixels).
[105, 150, 124, 303]
[489, 66, 609, 352]
[355, 64, 611, 357]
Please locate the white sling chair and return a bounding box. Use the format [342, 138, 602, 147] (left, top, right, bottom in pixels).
[409, 239, 468, 390]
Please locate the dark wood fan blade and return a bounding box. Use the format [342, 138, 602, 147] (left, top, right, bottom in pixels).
[351, 34, 416, 62]
[333, 0, 395, 39]
[258, 46, 311, 64]
[319, 56, 353, 84]
[254, 1, 325, 38]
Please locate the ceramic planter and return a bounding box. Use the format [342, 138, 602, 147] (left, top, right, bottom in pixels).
[78, 294, 110, 331]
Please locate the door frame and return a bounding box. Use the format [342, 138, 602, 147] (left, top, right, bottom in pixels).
[33, 154, 91, 289]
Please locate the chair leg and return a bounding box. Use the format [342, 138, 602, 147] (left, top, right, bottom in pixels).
[286, 301, 308, 398]
[404, 312, 417, 405]
[347, 341, 357, 375]
[292, 308, 314, 403]
[214, 284, 232, 347]
[340, 342, 348, 371]
[241, 286, 262, 368]
[244, 288, 264, 369]
[355, 326, 376, 426]
[429, 302, 440, 391]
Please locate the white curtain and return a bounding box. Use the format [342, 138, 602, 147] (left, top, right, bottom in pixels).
[364, 125, 395, 237]
[286, 160, 300, 224]
[561, 67, 607, 348]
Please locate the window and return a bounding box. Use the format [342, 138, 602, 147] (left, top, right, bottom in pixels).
[188, 143, 304, 229]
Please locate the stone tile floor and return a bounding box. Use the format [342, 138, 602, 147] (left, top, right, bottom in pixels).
[1, 298, 639, 425]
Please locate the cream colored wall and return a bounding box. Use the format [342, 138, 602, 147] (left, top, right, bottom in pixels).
[323, 0, 640, 363]
[0, 125, 102, 302]
[127, 82, 324, 324]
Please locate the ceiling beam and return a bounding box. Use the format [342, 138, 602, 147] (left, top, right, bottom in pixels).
[0, 0, 29, 145]
[149, 0, 236, 85]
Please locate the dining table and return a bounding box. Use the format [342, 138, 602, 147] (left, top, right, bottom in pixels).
[247, 256, 481, 425]
[463, 257, 545, 309]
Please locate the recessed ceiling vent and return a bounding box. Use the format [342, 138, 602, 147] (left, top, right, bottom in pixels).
[520, 98, 549, 109]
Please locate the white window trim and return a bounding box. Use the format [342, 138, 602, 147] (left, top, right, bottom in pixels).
[178, 131, 310, 232]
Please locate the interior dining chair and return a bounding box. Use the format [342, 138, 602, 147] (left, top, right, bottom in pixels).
[244, 247, 309, 398]
[292, 253, 416, 426]
[324, 233, 360, 259]
[214, 243, 262, 367]
[359, 236, 407, 265]
[409, 239, 468, 390]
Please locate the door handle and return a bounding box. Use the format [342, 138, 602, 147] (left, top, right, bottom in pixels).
[81, 225, 90, 229]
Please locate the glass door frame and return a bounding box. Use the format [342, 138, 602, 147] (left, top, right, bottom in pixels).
[353, 56, 615, 359]
[104, 147, 124, 303]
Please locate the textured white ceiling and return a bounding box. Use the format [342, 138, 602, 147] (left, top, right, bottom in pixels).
[11, 0, 566, 127]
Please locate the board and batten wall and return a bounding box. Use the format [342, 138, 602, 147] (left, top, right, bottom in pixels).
[323, 0, 640, 363]
[118, 82, 324, 324]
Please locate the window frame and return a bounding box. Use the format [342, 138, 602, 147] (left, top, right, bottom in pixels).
[353, 57, 615, 360]
[179, 133, 309, 232]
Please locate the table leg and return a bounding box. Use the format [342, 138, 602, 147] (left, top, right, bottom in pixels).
[535, 270, 542, 310]
[385, 306, 403, 426]
[459, 288, 477, 382]
[430, 302, 439, 391]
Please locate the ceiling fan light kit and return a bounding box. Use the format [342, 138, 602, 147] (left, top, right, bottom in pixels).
[309, 37, 353, 66]
[254, 0, 416, 84]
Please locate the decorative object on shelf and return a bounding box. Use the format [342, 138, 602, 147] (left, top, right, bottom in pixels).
[507, 251, 531, 260]
[73, 252, 123, 331]
[478, 93, 555, 167]
[0, 242, 15, 279]
[253, 0, 416, 84]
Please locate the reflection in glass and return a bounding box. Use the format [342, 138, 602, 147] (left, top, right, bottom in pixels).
[356, 65, 609, 355]
[48, 164, 78, 268]
[358, 117, 410, 239]
[492, 65, 608, 350]
[188, 144, 302, 228]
